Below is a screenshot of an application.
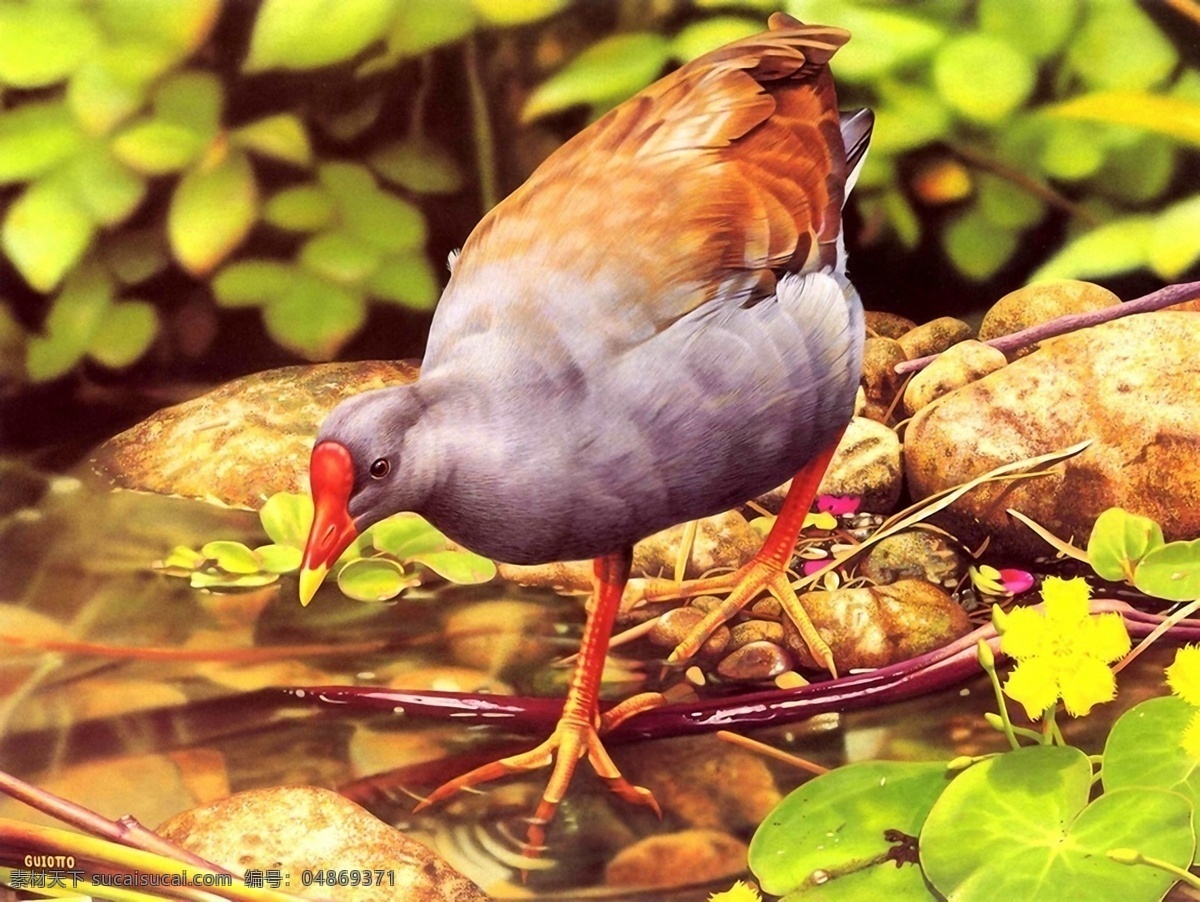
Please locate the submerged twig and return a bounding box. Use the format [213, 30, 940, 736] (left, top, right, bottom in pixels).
[896, 280, 1200, 375]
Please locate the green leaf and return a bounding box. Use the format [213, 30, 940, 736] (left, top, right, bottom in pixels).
[378, 0, 475, 60]
[881, 190, 920, 249]
[942, 209, 1017, 281]
[932, 34, 1034, 125]
[670, 17, 760, 63]
[232, 114, 312, 167]
[522, 33, 672, 121]
[1105, 696, 1200, 813]
[112, 120, 204, 174]
[190, 570, 279, 589]
[1030, 216, 1153, 283]
[0, 102, 83, 184]
[25, 334, 87, 383]
[340, 187, 426, 254]
[868, 84, 951, 156]
[245, 0, 398, 72]
[255, 543, 303, 574]
[1087, 507, 1165, 583]
[787, 1, 943, 83]
[317, 161, 378, 200]
[102, 229, 168, 285]
[1039, 121, 1107, 183]
[67, 44, 175, 135]
[1067, 0, 1176, 91]
[748, 760, 947, 896]
[1045, 92, 1200, 149]
[2, 177, 96, 292]
[0, 3, 101, 88]
[367, 254, 439, 310]
[298, 231, 382, 285]
[169, 149, 259, 276]
[1134, 540, 1200, 602]
[87, 301, 158, 369]
[153, 70, 223, 143]
[409, 550, 496, 584]
[159, 545, 206, 571]
[315, 92, 384, 142]
[336, 557, 411, 602]
[259, 492, 314, 548]
[265, 185, 337, 231]
[262, 271, 366, 359]
[45, 262, 113, 347]
[1149, 195, 1200, 280]
[1098, 134, 1175, 205]
[921, 746, 1193, 900]
[96, 0, 221, 57]
[978, 0, 1079, 60]
[471, 0, 565, 25]
[369, 139, 464, 195]
[370, 513, 447, 558]
[213, 260, 296, 308]
[63, 144, 146, 226]
[976, 174, 1045, 230]
[200, 540, 263, 574]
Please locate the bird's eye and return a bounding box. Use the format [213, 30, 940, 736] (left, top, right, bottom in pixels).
[369, 458, 390, 479]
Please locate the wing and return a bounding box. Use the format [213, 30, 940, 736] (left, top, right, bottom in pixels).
[425, 14, 856, 374]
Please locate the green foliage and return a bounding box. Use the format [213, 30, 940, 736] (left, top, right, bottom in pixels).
[1086, 508, 1200, 602]
[155, 492, 495, 602]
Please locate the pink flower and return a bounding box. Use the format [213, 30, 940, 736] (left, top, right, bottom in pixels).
[999, 569, 1034, 595]
[816, 494, 859, 515]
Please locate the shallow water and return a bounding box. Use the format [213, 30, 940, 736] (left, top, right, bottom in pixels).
[0, 460, 1177, 899]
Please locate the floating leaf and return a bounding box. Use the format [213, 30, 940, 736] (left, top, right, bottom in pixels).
[0, 102, 83, 184]
[0, 3, 101, 88]
[112, 120, 204, 174]
[410, 550, 496, 584]
[369, 139, 464, 195]
[921, 746, 1193, 900]
[64, 144, 146, 226]
[1029, 217, 1153, 283]
[158, 545, 206, 571]
[932, 33, 1034, 125]
[1087, 508, 1164, 584]
[788, 2, 943, 83]
[232, 114, 312, 167]
[213, 259, 295, 308]
[670, 17, 760, 63]
[265, 185, 336, 231]
[245, 0, 397, 73]
[1134, 540, 1200, 602]
[200, 540, 263, 574]
[260, 492, 314, 548]
[522, 33, 672, 121]
[263, 271, 366, 359]
[299, 231, 381, 285]
[371, 513, 447, 558]
[471, 0, 566, 25]
[255, 543, 303, 574]
[978, 0, 1079, 60]
[1149, 195, 1200, 281]
[191, 570, 279, 589]
[942, 208, 1017, 281]
[87, 301, 158, 369]
[748, 760, 946, 896]
[337, 557, 410, 602]
[2, 177, 95, 292]
[169, 148, 259, 276]
[1067, 0, 1176, 92]
[368, 254, 439, 310]
[1045, 92, 1200, 149]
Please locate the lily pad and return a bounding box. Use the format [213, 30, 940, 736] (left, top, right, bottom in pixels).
[371, 513, 447, 558]
[200, 540, 262, 574]
[1134, 539, 1200, 602]
[337, 557, 411, 602]
[749, 760, 947, 897]
[260, 492, 314, 549]
[410, 550, 496, 584]
[921, 745, 1193, 900]
[255, 543, 302, 574]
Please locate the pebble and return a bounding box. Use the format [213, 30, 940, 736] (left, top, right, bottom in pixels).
[647, 606, 730, 658]
[860, 529, 966, 588]
[728, 619, 786, 650]
[716, 640, 793, 681]
[896, 317, 973, 360]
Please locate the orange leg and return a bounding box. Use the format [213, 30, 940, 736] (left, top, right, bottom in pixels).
[640, 435, 845, 676]
[414, 549, 660, 859]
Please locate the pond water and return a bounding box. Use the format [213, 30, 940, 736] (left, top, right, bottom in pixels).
[0, 460, 1179, 899]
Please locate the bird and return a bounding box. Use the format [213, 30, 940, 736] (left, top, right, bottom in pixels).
[299, 11, 870, 859]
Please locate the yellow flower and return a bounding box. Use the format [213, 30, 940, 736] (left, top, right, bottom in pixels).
[709, 881, 761, 902]
[1000, 577, 1130, 719]
[1167, 644, 1200, 706]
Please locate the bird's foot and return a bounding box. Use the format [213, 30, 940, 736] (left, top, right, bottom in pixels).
[642, 556, 836, 677]
[414, 712, 661, 862]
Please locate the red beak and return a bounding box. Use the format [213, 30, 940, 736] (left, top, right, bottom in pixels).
[298, 441, 358, 605]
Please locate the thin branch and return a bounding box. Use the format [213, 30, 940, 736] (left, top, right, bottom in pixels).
[950, 142, 1101, 226]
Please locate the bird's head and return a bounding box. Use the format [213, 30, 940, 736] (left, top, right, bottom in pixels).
[298, 387, 430, 605]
